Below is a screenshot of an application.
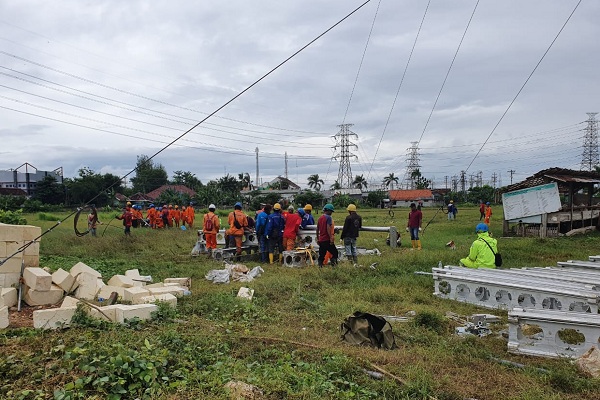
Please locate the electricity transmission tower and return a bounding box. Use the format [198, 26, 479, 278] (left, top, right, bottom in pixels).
[581, 112, 599, 171]
[333, 124, 358, 189]
[403, 142, 421, 189]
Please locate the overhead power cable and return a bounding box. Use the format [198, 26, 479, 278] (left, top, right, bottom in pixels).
[464, 0, 582, 173]
[366, 0, 430, 183]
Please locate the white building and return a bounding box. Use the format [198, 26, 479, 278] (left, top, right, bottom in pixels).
[0, 163, 63, 197]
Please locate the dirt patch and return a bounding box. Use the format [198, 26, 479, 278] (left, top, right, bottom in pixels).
[8, 304, 61, 328]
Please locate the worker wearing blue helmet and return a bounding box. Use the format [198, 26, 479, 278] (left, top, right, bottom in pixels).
[460, 223, 498, 269]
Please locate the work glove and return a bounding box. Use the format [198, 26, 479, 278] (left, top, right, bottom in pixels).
[419, 227, 422, 231]
[266, 235, 269, 240]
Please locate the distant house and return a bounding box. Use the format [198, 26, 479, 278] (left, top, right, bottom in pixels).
[322, 188, 364, 202]
[145, 185, 196, 201]
[259, 176, 301, 191]
[0, 163, 62, 197]
[388, 189, 435, 207]
[0, 188, 27, 197]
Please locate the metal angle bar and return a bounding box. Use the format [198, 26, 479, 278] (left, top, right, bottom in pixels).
[557, 260, 600, 270]
[508, 307, 600, 358]
[589, 255, 600, 262]
[433, 273, 599, 313]
[433, 267, 599, 295]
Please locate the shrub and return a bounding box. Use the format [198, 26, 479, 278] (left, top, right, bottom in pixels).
[0, 209, 27, 225]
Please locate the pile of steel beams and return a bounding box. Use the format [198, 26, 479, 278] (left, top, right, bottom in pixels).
[433, 256, 600, 358]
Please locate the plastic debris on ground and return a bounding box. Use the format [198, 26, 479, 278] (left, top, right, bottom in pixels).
[205, 264, 264, 284]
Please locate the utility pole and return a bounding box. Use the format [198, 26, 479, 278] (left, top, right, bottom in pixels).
[284, 151, 288, 179]
[255, 147, 259, 189]
[507, 169, 515, 185]
[491, 172, 498, 188]
[451, 175, 458, 193]
[460, 171, 466, 200]
[444, 175, 449, 189]
[333, 123, 358, 189]
[581, 112, 599, 171]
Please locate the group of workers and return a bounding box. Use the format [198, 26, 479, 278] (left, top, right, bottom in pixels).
[112, 201, 196, 235]
[201, 201, 364, 268]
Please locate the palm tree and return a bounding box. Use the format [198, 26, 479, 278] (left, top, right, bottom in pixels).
[353, 174, 368, 190]
[330, 181, 342, 190]
[307, 174, 324, 191]
[383, 173, 399, 190]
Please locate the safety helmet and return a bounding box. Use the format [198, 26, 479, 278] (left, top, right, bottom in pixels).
[126, 201, 132, 206]
[323, 203, 335, 212]
[486, 202, 490, 205]
[288, 205, 295, 212]
[175, 205, 179, 209]
[234, 202, 242, 209]
[273, 203, 282, 211]
[169, 204, 173, 208]
[297, 208, 305, 216]
[158, 207, 162, 211]
[347, 204, 357, 212]
[450, 200, 454, 203]
[209, 204, 216, 210]
[149, 204, 154, 208]
[475, 223, 489, 233]
[303, 204, 312, 211]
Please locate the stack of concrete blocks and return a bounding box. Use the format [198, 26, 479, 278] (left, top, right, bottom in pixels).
[71, 262, 104, 301]
[0, 287, 18, 329]
[282, 251, 307, 268]
[22, 267, 64, 306]
[0, 223, 42, 289]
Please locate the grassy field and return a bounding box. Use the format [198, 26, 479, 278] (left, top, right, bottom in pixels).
[2, 206, 600, 399]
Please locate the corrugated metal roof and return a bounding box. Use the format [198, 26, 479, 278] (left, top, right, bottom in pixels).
[389, 189, 433, 201]
[544, 174, 600, 184]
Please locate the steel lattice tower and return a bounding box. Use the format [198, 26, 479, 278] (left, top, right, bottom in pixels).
[333, 124, 358, 189]
[581, 112, 599, 171]
[403, 142, 421, 189]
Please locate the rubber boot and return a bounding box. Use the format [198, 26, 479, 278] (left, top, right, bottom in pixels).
[417, 240, 422, 250]
[411, 240, 416, 250]
[261, 252, 267, 263]
[269, 253, 274, 264]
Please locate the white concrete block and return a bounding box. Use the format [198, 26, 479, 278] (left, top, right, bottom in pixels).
[0, 306, 8, 329]
[61, 296, 80, 308]
[88, 304, 121, 322]
[135, 293, 177, 308]
[237, 287, 254, 301]
[147, 286, 185, 297]
[107, 275, 134, 288]
[23, 255, 39, 268]
[23, 284, 64, 306]
[73, 273, 103, 300]
[0, 273, 20, 288]
[164, 277, 191, 287]
[145, 282, 164, 288]
[115, 304, 158, 323]
[21, 225, 42, 242]
[0, 287, 18, 308]
[153, 293, 177, 308]
[33, 307, 77, 330]
[23, 267, 52, 291]
[123, 287, 150, 303]
[97, 285, 125, 301]
[0, 242, 6, 258]
[125, 269, 144, 287]
[0, 256, 23, 274]
[70, 262, 101, 279]
[52, 268, 78, 293]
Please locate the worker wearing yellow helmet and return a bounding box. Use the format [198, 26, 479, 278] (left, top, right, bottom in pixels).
[265, 203, 285, 264]
[447, 200, 457, 221]
[341, 204, 362, 264]
[301, 204, 315, 228]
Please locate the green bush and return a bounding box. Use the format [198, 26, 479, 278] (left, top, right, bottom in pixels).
[0, 209, 27, 225]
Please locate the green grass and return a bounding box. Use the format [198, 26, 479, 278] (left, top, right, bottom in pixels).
[1, 206, 599, 399]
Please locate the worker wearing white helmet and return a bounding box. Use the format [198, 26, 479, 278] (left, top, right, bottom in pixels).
[203, 204, 220, 255]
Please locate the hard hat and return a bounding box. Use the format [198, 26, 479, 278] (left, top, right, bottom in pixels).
[149, 204, 154, 208]
[475, 223, 489, 233]
[169, 204, 173, 208]
[450, 200, 454, 203]
[486, 202, 490, 205]
[158, 207, 162, 211]
[347, 204, 357, 212]
[288, 205, 295, 212]
[303, 204, 312, 211]
[297, 208, 305, 216]
[234, 202, 242, 209]
[273, 203, 282, 211]
[175, 205, 179, 209]
[323, 203, 335, 212]
[126, 201, 131, 206]
[209, 204, 216, 210]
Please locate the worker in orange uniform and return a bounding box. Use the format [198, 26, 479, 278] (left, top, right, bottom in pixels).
[228, 202, 248, 260]
[166, 205, 174, 227]
[283, 205, 302, 250]
[203, 204, 220, 255]
[155, 207, 165, 228]
[146, 204, 156, 228]
[484, 202, 492, 224]
[173, 205, 181, 228]
[181, 206, 188, 227]
[161, 205, 170, 228]
[185, 203, 195, 229]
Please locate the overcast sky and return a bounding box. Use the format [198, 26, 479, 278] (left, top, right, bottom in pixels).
[0, 0, 597, 190]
